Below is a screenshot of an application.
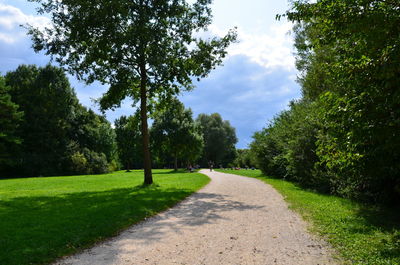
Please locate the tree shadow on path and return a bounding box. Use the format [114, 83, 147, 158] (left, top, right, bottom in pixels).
[1, 184, 264, 265]
[127, 191, 266, 243]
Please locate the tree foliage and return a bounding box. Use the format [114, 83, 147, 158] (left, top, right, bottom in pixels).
[196, 113, 237, 167]
[233, 149, 256, 168]
[250, 100, 326, 189]
[114, 114, 143, 170]
[67, 105, 119, 175]
[252, 0, 400, 203]
[151, 98, 203, 170]
[5, 65, 78, 176]
[27, 0, 237, 184]
[2, 65, 118, 177]
[0, 76, 23, 171]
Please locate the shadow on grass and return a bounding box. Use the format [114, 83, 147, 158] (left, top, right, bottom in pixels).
[122, 169, 190, 175]
[152, 169, 191, 175]
[351, 203, 400, 260]
[0, 185, 191, 265]
[0, 184, 263, 265]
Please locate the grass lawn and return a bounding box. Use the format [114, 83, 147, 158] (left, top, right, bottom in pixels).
[217, 169, 400, 265]
[0, 169, 209, 265]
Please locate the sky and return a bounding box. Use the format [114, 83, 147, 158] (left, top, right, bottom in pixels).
[0, 0, 301, 148]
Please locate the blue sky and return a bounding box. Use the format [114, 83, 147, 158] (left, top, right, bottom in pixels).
[0, 0, 300, 148]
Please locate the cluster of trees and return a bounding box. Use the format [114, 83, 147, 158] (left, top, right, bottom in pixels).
[115, 101, 238, 171]
[151, 99, 204, 170]
[0, 64, 239, 178]
[251, 0, 400, 203]
[0, 65, 118, 177]
[197, 113, 237, 167]
[233, 149, 256, 169]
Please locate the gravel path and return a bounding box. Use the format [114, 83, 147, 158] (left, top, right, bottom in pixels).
[55, 170, 338, 265]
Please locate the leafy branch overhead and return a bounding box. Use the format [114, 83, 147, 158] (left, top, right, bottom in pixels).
[27, 0, 237, 110]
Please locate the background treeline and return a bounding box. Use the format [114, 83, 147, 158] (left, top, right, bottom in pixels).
[250, 0, 400, 204]
[1, 64, 238, 177]
[116, 100, 238, 171]
[1, 65, 119, 177]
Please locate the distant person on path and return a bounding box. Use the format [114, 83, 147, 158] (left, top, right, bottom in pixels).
[209, 161, 214, 172]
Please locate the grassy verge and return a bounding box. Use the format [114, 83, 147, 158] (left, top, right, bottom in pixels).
[217, 169, 400, 265]
[0, 169, 209, 265]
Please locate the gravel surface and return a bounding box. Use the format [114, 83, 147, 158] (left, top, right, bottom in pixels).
[55, 170, 338, 265]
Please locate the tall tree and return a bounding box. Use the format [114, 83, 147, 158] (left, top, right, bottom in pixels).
[114, 114, 143, 171]
[3, 65, 118, 177]
[196, 113, 237, 167]
[0, 76, 23, 173]
[28, 0, 237, 184]
[5, 65, 78, 176]
[151, 99, 203, 170]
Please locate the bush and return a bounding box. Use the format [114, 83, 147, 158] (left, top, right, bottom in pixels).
[69, 151, 89, 175]
[250, 100, 327, 188]
[108, 159, 120, 172]
[82, 148, 109, 174]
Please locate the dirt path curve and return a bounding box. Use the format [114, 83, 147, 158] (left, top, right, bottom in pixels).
[56, 170, 337, 265]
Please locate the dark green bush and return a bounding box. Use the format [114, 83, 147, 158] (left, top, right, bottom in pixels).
[82, 148, 109, 174]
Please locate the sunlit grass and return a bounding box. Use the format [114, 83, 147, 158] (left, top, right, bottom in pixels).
[0, 169, 209, 265]
[218, 169, 400, 265]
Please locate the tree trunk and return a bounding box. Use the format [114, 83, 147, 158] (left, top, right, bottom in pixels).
[126, 161, 131, 172]
[139, 61, 153, 185]
[174, 154, 178, 171]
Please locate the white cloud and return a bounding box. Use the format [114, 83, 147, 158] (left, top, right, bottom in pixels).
[0, 31, 14, 43]
[231, 82, 293, 104]
[180, 55, 301, 148]
[210, 22, 295, 71]
[0, 4, 50, 43]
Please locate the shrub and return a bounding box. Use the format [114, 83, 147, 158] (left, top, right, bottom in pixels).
[82, 148, 109, 174]
[69, 151, 89, 175]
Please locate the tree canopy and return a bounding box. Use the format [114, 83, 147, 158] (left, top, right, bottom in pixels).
[196, 113, 237, 167]
[114, 113, 143, 171]
[250, 0, 400, 203]
[234, 149, 256, 169]
[28, 0, 237, 184]
[1, 65, 118, 177]
[151, 98, 203, 170]
[5, 65, 78, 176]
[0, 76, 23, 171]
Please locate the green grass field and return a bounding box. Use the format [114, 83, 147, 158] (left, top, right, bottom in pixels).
[218, 169, 400, 265]
[0, 170, 209, 265]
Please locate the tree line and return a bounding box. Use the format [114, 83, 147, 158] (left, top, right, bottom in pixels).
[248, 0, 400, 204]
[115, 99, 238, 171]
[0, 65, 118, 177]
[0, 64, 237, 177]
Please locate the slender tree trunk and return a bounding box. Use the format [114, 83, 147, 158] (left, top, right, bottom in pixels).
[174, 154, 178, 171]
[139, 61, 153, 185]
